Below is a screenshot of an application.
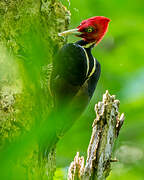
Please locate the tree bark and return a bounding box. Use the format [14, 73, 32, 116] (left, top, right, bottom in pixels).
[0, 0, 70, 179]
[68, 90, 125, 180]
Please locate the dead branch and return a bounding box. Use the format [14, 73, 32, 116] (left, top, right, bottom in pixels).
[68, 90, 125, 180]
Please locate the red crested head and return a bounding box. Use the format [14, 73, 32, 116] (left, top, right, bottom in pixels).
[58, 16, 110, 45]
[77, 16, 110, 44]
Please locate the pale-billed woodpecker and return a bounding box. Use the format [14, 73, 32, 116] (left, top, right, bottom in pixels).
[43, 16, 110, 157]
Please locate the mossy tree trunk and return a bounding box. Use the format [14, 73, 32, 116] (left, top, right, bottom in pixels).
[0, 0, 70, 179]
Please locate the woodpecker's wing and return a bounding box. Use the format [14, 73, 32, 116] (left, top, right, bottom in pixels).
[50, 43, 89, 106]
[52, 43, 88, 85]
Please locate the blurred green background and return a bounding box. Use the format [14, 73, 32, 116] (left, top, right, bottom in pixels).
[0, 0, 144, 179]
[55, 0, 144, 179]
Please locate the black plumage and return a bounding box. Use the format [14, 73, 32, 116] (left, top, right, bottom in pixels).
[50, 40, 101, 108]
[41, 40, 101, 157]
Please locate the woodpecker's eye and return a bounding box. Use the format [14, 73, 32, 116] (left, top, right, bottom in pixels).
[85, 27, 94, 33]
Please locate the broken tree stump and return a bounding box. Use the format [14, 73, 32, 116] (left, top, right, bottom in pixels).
[68, 90, 125, 180]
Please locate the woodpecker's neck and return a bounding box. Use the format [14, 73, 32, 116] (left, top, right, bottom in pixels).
[75, 40, 95, 49]
[75, 40, 96, 81]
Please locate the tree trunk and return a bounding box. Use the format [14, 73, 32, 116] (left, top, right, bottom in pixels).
[0, 0, 70, 179]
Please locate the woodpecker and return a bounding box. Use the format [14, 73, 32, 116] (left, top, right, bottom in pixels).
[43, 16, 110, 156]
